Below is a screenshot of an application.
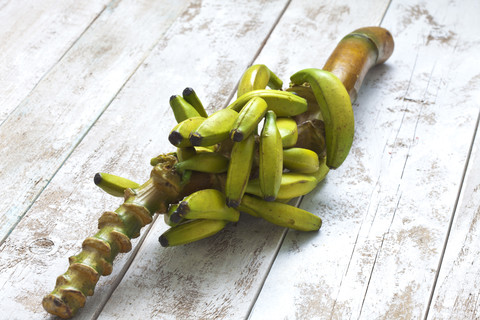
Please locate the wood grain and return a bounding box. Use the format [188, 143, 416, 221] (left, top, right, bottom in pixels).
[0, 0, 188, 244]
[250, 0, 480, 319]
[0, 0, 110, 123]
[99, 0, 392, 319]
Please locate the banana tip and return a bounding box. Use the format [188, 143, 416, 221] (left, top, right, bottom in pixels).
[226, 198, 240, 208]
[264, 196, 276, 202]
[189, 133, 203, 146]
[169, 95, 178, 102]
[182, 87, 194, 96]
[168, 131, 183, 146]
[231, 130, 244, 142]
[93, 173, 102, 185]
[159, 235, 169, 247]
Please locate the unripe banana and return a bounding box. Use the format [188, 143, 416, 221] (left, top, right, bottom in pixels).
[311, 155, 330, 183]
[164, 204, 185, 227]
[290, 68, 354, 169]
[227, 89, 307, 117]
[276, 117, 298, 148]
[159, 219, 228, 247]
[237, 64, 283, 97]
[189, 108, 239, 146]
[245, 172, 318, 200]
[230, 97, 267, 142]
[168, 117, 206, 147]
[176, 147, 196, 162]
[283, 147, 319, 173]
[239, 194, 322, 231]
[225, 133, 255, 208]
[94, 173, 140, 197]
[174, 152, 229, 174]
[169, 95, 202, 123]
[170, 189, 240, 223]
[182, 87, 208, 118]
[259, 110, 283, 201]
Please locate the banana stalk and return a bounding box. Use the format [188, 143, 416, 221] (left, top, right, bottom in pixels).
[43, 26, 393, 318]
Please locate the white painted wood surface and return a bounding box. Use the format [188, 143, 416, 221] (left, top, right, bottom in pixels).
[0, 0, 479, 319]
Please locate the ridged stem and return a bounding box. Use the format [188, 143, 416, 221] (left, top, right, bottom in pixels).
[42, 155, 182, 319]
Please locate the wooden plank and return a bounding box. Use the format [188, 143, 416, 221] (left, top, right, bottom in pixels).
[0, 0, 188, 243]
[98, 0, 392, 319]
[0, 0, 292, 318]
[427, 116, 480, 320]
[0, 0, 110, 123]
[250, 0, 480, 319]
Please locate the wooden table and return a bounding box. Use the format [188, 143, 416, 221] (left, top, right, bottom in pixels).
[1, 0, 479, 319]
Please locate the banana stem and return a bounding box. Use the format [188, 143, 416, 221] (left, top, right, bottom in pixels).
[323, 26, 394, 102]
[42, 155, 183, 318]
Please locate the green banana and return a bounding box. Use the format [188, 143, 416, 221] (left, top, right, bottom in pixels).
[283, 147, 319, 173]
[170, 189, 239, 223]
[239, 194, 322, 231]
[168, 116, 206, 147]
[164, 204, 185, 227]
[245, 172, 318, 200]
[159, 219, 229, 247]
[276, 117, 298, 148]
[182, 87, 208, 118]
[237, 64, 283, 97]
[290, 68, 354, 169]
[259, 110, 283, 201]
[94, 173, 140, 197]
[225, 133, 255, 207]
[227, 89, 307, 117]
[174, 152, 229, 174]
[230, 97, 267, 142]
[169, 95, 202, 123]
[176, 147, 197, 162]
[189, 108, 239, 146]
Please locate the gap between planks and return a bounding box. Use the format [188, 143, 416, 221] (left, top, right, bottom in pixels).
[0, 0, 186, 246]
[88, 1, 294, 318]
[424, 109, 480, 320]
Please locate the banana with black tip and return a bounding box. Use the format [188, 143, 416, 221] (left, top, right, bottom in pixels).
[164, 204, 185, 227]
[239, 194, 322, 231]
[182, 87, 208, 118]
[169, 117, 206, 147]
[259, 110, 283, 201]
[94, 173, 139, 197]
[169, 95, 202, 123]
[227, 89, 307, 117]
[170, 189, 240, 223]
[230, 97, 267, 142]
[225, 133, 255, 207]
[189, 108, 239, 146]
[237, 64, 283, 97]
[290, 68, 354, 169]
[159, 219, 229, 247]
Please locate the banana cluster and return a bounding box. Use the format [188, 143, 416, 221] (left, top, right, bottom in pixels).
[138, 64, 350, 246]
[94, 65, 353, 247]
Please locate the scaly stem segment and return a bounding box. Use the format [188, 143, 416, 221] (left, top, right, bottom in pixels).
[42, 155, 183, 319]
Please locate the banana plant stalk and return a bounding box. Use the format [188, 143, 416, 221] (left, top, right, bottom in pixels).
[43, 26, 394, 318]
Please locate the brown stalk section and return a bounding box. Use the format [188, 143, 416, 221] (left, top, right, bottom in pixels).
[323, 26, 394, 102]
[42, 27, 394, 318]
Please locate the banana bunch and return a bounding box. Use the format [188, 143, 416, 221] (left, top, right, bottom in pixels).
[93, 64, 354, 247]
[44, 27, 395, 319]
[146, 63, 354, 246]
